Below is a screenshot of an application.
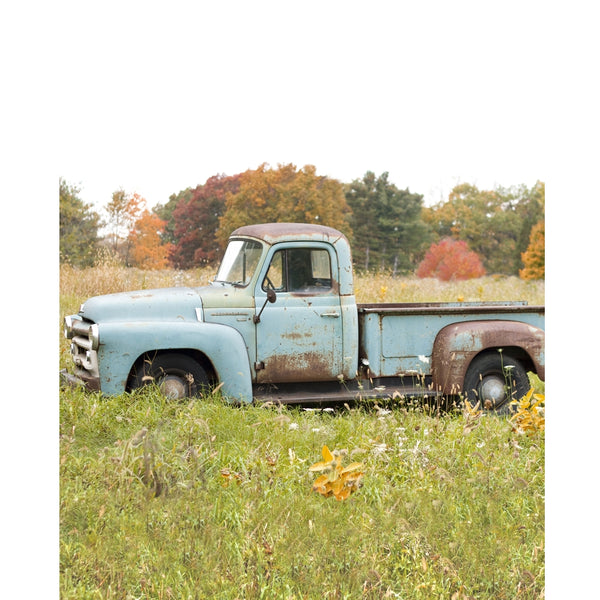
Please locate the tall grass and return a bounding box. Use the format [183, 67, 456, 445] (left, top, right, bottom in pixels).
[60, 266, 545, 599]
[61, 388, 544, 599]
[60, 262, 544, 310]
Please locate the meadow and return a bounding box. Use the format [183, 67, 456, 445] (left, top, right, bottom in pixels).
[60, 265, 545, 599]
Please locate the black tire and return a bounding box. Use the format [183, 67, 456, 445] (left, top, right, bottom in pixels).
[132, 353, 209, 399]
[463, 351, 529, 414]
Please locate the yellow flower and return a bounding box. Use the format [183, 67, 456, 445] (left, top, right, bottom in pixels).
[310, 445, 364, 501]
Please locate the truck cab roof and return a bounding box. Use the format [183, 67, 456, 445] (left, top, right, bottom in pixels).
[231, 222, 349, 246]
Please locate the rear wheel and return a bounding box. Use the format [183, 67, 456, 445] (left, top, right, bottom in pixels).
[463, 351, 529, 414]
[132, 353, 209, 399]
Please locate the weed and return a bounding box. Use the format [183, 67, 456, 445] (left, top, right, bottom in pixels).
[309, 444, 364, 501]
[510, 389, 545, 435]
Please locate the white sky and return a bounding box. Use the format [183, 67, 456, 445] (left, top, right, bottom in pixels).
[55, 1, 555, 212]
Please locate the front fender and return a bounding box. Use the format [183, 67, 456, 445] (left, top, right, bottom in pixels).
[96, 321, 253, 402]
[431, 320, 545, 395]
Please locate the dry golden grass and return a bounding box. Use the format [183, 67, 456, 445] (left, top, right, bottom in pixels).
[355, 273, 544, 305]
[61, 263, 544, 309]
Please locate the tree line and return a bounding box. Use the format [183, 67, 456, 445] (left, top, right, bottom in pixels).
[59, 164, 545, 279]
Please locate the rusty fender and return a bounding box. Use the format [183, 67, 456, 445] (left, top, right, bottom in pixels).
[430, 320, 545, 395]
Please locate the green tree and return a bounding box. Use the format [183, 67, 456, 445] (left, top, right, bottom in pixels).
[345, 172, 430, 274]
[512, 181, 545, 271]
[217, 164, 352, 246]
[154, 188, 193, 246]
[423, 182, 544, 275]
[59, 178, 101, 267]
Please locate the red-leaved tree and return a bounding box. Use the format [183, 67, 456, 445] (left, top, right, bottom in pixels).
[170, 174, 242, 269]
[416, 238, 486, 281]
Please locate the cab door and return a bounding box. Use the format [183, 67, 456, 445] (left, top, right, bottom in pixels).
[254, 243, 343, 383]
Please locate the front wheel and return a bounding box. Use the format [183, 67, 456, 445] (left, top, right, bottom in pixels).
[463, 352, 529, 413]
[131, 353, 209, 399]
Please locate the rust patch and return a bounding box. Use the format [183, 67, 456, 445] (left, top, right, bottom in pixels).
[282, 332, 303, 340]
[257, 351, 334, 383]
[431, 320, 545, 394]
[282, 332, 313, 340]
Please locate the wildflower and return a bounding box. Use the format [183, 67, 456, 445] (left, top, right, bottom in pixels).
[510, 389, 545, 435]
[309, 445, 363, 501]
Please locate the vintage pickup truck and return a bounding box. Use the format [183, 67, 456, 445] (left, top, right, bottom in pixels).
[63, 223, 545, 411]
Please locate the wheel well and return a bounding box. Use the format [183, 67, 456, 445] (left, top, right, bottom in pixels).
[126, 349, 218, 391]
[468, 346, 536, 376]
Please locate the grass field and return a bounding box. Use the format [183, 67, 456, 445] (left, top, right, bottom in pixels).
[60, 266, 545, 599]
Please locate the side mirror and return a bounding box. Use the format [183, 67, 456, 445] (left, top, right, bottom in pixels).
[253, 289, 277, 323]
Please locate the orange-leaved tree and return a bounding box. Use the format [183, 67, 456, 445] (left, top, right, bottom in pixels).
[217, 163, 352, 246]
[128, 209, 174, 270]
[519, 220, 544, 280]
[105, 190, 145, 263]
[416, 238, 485, 281]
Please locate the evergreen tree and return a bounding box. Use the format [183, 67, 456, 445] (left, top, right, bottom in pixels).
[345, 172, 430, 274]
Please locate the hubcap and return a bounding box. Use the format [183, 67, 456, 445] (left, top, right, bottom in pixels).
[479, 376, 506, 407]
[160, 375, 188, 399]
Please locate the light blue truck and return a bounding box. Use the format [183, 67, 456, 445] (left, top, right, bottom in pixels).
[63, 223, 545, 411]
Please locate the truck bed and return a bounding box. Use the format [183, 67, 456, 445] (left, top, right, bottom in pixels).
[357, 300, 543, 314]
[357, 301, 545, 379]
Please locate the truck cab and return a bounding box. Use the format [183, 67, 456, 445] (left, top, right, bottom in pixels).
[207, 223, 358, 385]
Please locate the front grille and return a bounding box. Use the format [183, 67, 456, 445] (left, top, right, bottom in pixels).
[64, 316, 100, 380]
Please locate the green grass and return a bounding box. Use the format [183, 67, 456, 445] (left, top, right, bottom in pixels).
[60, 267, 545, 599]
[60, 388, 544, 599]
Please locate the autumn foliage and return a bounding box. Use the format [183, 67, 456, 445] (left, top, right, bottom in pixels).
[217, 163, 351, 246]
[60, 169, 544, 277]
[170, 174, 242, 269]
[416, 238, 486, 281]
[519, 220, 544, 280]
[128, 210, 174, 270]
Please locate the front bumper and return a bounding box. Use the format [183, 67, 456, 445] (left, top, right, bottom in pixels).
[60, 368, 101, 392]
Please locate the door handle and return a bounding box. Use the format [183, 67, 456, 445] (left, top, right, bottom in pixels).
[320, 311, 340, 318]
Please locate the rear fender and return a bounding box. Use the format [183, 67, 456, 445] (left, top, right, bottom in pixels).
[431, 320, 545, 395]
[97, 321, 253, 402]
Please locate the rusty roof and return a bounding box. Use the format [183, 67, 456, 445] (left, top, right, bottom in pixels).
[230, 222, 348, 245]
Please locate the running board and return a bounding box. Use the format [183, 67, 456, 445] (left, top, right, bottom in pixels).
[253, 382, 443, 405]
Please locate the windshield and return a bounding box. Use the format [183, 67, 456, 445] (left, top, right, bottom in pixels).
[215, 239, 263, 286]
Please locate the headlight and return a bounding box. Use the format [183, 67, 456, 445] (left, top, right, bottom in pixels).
[64, 315, 74, 339]
[90, 324, 99, 350]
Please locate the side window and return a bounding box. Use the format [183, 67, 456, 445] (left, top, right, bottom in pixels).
[262, 248, 332, 293]
[263, 249, 285, 291]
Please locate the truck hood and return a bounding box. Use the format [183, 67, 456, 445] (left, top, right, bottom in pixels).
[79, 283, 254, 324]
